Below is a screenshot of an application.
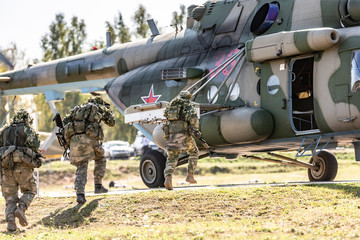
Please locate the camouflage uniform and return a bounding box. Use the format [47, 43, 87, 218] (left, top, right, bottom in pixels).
[63, 96, 115, 203]
[163, 91, 199, 190]
[0, 109, 43, 231]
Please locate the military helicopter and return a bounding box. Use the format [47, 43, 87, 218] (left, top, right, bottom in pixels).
[1, 0, 360, 188]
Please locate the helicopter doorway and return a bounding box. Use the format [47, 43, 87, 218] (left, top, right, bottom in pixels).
[290, 57, 319, 134]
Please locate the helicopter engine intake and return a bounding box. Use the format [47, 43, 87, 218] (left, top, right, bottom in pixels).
[245, 28, 340, 62]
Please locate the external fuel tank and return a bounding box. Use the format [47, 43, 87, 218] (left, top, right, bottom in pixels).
[153, 107, 274, 148]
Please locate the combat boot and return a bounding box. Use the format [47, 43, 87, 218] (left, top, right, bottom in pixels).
[185, 172, 197, 184]
[76, 193, 86, 204]
[94, 184, 108, 194]
[164, 175, 173, 190]
[14, 205, 28, 226]
[7, 219, 17, 232]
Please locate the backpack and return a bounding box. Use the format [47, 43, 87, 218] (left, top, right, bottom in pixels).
[72, 103, 101, 133]
[164, 99, 184, 121]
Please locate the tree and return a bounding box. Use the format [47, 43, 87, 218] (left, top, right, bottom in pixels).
[68, 16, 87, 55]
[132, 5, 151, 38]
[36, 13, 88, 132]
[171, 4, 186, 32]
[89, 40, 105, 51]
[105, 12, 131, 44]
[0, 58, 8, 73]
[101, 95, 137, 143]
[105, 21, 116, 44]
[40, 13, 87, 62]
[0, 43, 26, 71]
[0, 44, 32, 127]
[35, 12, 138, 142]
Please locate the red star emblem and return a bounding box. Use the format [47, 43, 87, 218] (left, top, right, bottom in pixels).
[141, 84, 161, 104]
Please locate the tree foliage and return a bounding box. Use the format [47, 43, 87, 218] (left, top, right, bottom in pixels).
[132, 5, 151, 38]
[36, 13, 88, 132]
[35, 92, 89, 132]
[0, 44, 30, 127]
[36, 12, 138, 142]
[106, 12, 131, 44]
[2, 4, 188, 142]
[171, 5, 186, 32]
[0, 43, 26, 71]
[40, 13, 87, 62]
[101, 95, 137, 143]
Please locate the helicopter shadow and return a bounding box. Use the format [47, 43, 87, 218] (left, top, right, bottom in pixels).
[304, 182, 360, 198]
[33, 198, 104, 229]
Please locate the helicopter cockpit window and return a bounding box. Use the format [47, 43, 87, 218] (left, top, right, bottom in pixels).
[351, 50, 360, 92]
[250, 2, 279, 35]
[267, 75, 280, 95]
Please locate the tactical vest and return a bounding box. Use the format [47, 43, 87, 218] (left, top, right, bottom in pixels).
[164, 99, 185, 121]
[65, 103, 104, 141]
[0, 124, 41, 169]
[72, 103, 102, 134]
[164, 100, 189, 136]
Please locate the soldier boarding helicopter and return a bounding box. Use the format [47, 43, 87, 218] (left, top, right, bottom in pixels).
[1, 0, 360, 188]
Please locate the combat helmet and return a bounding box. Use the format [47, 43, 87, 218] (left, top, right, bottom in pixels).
[11, 109, 33, 125]
[179, 90, 192, 100]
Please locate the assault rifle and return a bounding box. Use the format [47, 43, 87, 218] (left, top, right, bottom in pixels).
[52, 113, 69, 156]
[189, 125, 210, 149]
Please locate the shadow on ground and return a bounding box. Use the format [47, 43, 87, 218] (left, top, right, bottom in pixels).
[307, 183, 360, 197]
[34, 198, 104, 229]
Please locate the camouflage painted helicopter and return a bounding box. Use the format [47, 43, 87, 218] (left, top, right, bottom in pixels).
[1, 0, 360, 188]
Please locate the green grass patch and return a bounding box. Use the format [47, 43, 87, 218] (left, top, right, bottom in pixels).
[2, 149, 360, 238]
[1, 184, 360, 239]
[37, 149, 360, 191]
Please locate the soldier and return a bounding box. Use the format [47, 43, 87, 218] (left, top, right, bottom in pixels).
[63, 96, 115, 204]
[0, 109, 43, 231]
[162, 90, 199, 190]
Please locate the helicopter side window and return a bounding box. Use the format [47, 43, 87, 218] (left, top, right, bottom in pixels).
[351, 51, 360, 92]
[267, 75, 280, 95]
[229, 82, 240, 101]
[207, 85, 219, 103]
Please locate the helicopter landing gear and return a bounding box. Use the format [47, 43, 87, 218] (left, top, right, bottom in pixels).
[244, 150, 338, 182]
[140, 150, 166, 188]
[308, 150, 338, 181]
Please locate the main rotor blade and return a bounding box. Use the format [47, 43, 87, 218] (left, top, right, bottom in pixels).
[0, 52, 14, 70]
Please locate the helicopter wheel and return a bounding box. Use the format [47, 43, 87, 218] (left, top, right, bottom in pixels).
[140, 150, 166, 188]
[308, 150, 338, 181]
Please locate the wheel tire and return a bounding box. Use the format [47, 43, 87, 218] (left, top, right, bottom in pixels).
[140, 150, 166, 188]
[308, 150, 338, 181]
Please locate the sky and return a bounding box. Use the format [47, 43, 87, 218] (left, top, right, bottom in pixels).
[0, 0, 204, 62]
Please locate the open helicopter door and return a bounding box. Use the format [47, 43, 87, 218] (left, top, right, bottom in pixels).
[289, 56, 319, 134]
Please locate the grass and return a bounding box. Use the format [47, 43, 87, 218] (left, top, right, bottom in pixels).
[1, 148, 359, 239]
[1, 184, 360, 239]
[38, 148, 360, 192]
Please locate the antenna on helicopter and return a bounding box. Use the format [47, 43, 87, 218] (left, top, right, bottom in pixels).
[106, 31, 112, 48]
[147, 19, 160, 37]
